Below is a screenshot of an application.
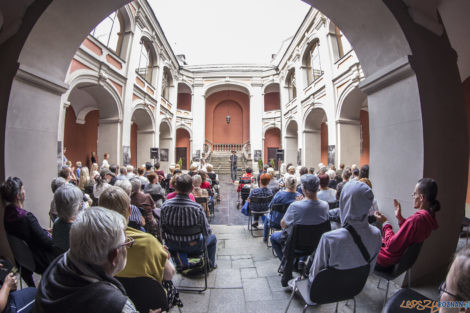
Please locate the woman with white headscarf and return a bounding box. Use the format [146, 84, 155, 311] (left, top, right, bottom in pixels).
[309, 180, 382, 283]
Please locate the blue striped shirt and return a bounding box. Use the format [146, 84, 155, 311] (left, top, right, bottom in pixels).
[160, 194, 211, 242]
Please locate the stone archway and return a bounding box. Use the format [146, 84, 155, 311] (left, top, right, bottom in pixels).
[130, 107, 154, 167]
[175, 128, 191, 170]
[303, 107, 327, 168]
[285, 120, 298, 166]
[64, 82, 121, 168]
[336, 87, 368, 167]
[264, 127, 281, 169]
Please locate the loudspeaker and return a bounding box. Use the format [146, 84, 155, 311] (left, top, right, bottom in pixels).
[150, 147, 159, 159]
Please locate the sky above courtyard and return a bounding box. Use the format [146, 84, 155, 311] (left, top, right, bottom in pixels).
[149, 0, 311, 65]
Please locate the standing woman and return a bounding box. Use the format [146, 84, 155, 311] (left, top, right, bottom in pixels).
[374, 178, 439, 270]
[1, 177, 58, 286]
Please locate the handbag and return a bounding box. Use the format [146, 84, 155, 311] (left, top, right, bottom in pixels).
[241, 201, 249, 216]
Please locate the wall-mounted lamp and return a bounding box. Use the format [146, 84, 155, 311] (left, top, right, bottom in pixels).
[226, 115, 231, 125]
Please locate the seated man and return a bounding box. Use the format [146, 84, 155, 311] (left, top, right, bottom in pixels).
[309, 181, 382, 284]
[247, 173, 273, 228]
[161, 174, 217, 271]
[270, 174, 329, 261]
[99, 187, 175, 284]
[34, 207, 151, 313]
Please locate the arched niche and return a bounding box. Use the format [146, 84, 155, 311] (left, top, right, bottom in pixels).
[130, 106, 155, 167]
[285, 119, 299, 166]
[303, 107, 328, 168]
[264, 83, 280, 112]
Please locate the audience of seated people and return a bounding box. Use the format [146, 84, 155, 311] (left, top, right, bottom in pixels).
[374, 178, 439, 271]
[160, 174, 217, 271]
[34, 207, 164, 313]
[270, 174, 329, 261]
[237, 167, 254, 193]
[166, 173, 196, 202]
[154, 162, 165, 183]
[1, 177, 58, 286]
[309, 180, 382, 283]
[52, 184, 83, 253]
[263, 175, 300, 243]
[247, 173, 273, 228]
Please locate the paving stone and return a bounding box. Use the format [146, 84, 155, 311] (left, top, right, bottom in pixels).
[175, 290, 211, 313]
[216, 258, 232, 270]
[231, 254, 252, 260]
[243, 277, 272, 301]
[208, 288, 245, 313]
[214, 268, 242, 288]
[176, 270, 217, 289]
[266, 275, 285, 292]
[232, 258, 254, 269]
[241, 267, 258, 279]
[255, 258, 282, 277]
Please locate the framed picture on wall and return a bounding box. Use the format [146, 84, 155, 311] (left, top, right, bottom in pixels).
[160, 148, 169, 162]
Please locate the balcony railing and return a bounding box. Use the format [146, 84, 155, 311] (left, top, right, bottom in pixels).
[213, 144, 243, 152]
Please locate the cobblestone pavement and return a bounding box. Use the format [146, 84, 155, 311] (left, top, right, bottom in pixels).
[210, 174, 249, 226]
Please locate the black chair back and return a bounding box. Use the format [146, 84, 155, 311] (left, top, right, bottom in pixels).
[195, 197, 208, 205]
[250, 196, 273, 204]
[281, 221, 331, 286]
[117, 277, 168, 312]
[309, 265, 370, 304]
[394, 242, 423, 276]
[162, 224, 204, 238]
[290, 221, 331, 253]
[239, 178, 252, 185]
[7, 234, 35, 272]
[328, 202, 338, 210]
[270, 203, 289, 214]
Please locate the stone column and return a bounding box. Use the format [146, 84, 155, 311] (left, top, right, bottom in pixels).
[336, 119, 361, 167]
[97, 118, 121, 165]
[192, 79, 205, 157]
[250, 79, 264, 169]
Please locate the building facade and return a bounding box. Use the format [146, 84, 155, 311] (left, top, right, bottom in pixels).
[61, 1, 368, 174]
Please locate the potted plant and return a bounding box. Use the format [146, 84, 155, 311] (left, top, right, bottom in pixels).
[257, 159, 263, 172]
[178, 158, 183, 169]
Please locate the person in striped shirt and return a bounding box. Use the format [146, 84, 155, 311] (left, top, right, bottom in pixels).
[161, 174, 217, 270]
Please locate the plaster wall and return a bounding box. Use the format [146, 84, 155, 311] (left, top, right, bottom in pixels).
[264, 92, 280, 111]
[303, 130, 321, 167]
[137, 131, 154, 166]
[130, 123, 137, 166]
[360, 110, 370, 166]
[264, 128, 281, 164]
[337, 122, 360, 167]
[176, 128, 191, 169]
[177, 93, 191, 111]
[97, 121, 120, 166]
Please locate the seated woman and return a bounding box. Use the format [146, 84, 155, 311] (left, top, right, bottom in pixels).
[114, 179, 146, 232]
[317, 174, 336, 206]
[0, 264, 36, 313]
[98, 186, 180, 308]
[374, 178, 439, 270]
[143, 173, 165, 210]
[129, 178, 160, 240]
[309, 181, 382, 283]
[192, 175, 210, 216]
[237, 167, 254, 193]
[188, 163, 198, 177]
[206, 164, 220, 201]
[247, 174, 273, 228]
[266, 167, 280, 195]
[52, 184, 83, 253]
[263, 175, 300, 243]
[198, 170, 211, 191]
[1, 177, 58, 286]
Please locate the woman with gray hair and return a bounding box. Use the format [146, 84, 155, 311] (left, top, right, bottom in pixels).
[115, 179, 145, 231]
[52, 184, 83, 252]
[49, 177, 67, 221]
[129, 177, 160, 240]
[35, 207, 151, 313]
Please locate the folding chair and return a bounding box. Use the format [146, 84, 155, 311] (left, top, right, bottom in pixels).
[374, 242, 424, 305]
[162, 224, 209, 293]
[280, 221, 331, 287]
[247, 196, 272, 237]
[285, 265, 370, 313]
[266, 203, 289, 249]
[7, 234, 36, 289]
[117, 277, 169, 313]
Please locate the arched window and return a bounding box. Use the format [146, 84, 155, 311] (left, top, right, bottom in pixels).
[136, 39, 154, 83]
[90, 11, 124, 55]
[286, 69, 297, 101]
[162, 67, 172, 100]
[304, 41, 322, 86]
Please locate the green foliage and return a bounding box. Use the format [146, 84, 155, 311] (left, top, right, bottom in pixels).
[269, 159, 275, 168]
[257, 159, 263, 171]
[178, 158, 183, 168]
